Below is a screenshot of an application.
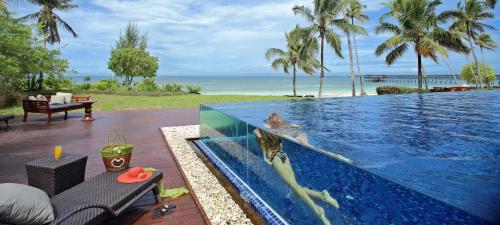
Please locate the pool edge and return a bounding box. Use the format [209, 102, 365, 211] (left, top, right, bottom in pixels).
[194, 140, 290, 225]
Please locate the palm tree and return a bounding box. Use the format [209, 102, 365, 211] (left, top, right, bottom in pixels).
[375, 0, 467, 91]
[266, 26, 320, 97]
[476, 33, 497, 63]
[293, 0, 350, 98]
[22, 0, 78, 44]
[441, 0, 496, 88]
[22, 0, 78, 90]
[345, 0, 368, 96]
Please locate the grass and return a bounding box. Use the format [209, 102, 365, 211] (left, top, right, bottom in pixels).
[0, 94, 292, 115]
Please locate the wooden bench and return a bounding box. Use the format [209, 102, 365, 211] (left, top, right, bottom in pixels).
[22, 96, 91, 123]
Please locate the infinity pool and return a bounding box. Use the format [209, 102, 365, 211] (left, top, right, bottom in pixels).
[198, 91, 499, 224]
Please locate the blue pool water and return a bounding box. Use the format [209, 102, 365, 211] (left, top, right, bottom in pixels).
[199, 90, 500, 224]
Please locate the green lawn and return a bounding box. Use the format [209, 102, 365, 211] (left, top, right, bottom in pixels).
[0, 94, 291, 115]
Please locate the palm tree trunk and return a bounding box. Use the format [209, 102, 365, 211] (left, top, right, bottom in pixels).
[422, 61, 428, 90]
[292, 63, 297, 97]
[38, 41, 47, 90]
[442, 57, 458, 85]
[346, 27, 356, 96]
[319, 33, 325, 98]
[417, 53, 423, 91]
[352, 18, 366, 96]
[480, 46, 485, 64]
[467, 27, 483, 88]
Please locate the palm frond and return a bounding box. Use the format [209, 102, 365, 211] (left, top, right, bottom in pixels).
[375, 22, 401, 35]
[54, 14, 77, 38]
[265, 48, 286, 60]
[325, 29, 343, 58]
[293, 5, 315, 23]
[385, 43, 408, 65]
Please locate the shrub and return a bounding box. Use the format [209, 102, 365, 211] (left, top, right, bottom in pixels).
[162, 82, 182, 92]
[460, 62, 496, 85]
[92, 79, 120, 91]
[376, 86, 426, 95]
[186, 85, 202, 94]
[44, 74, 73, 91]
[136, 77, 158, 91]
[82, 76, 91, 90]
[0, 90, 24, 108]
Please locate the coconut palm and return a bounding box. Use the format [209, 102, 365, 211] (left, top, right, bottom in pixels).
[476, 33, 497, 63]
[375, 0, 467, 91]
[266, 26, 321, 97]
[22, 0, 78, 44]
[441, 0, 496, 88]
[345, 0, 368, 96]
[22, 0, 78, 90]
[293, 0, 350, 98]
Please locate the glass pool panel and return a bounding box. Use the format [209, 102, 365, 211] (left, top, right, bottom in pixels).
[198, 91, 499, 224]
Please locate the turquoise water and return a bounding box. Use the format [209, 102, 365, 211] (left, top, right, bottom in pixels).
[67, 75, 468, 96]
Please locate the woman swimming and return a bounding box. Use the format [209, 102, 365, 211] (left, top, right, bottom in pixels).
[253, 113, 339, 225]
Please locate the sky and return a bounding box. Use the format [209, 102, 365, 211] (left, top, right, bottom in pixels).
[7, 0, 500, 76]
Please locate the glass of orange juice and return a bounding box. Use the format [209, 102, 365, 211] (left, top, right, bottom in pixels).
[54, 145, 62, 160]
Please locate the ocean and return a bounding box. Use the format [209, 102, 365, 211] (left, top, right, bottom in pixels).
[67, 75, 467, 97]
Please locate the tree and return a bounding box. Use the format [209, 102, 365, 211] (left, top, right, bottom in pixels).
[293, 0, 351, 98]
[107, 48, 159, 85]
[441, 0, 496, 88]
[1, 4, 68, 106]
[461, 62, 495, 85]
[475, 33, 497, 63]
[22, 0, 78, 44]
[375, 0, 467, 91]
[345, 0, 368, 96]
[22, 0, 78, 90]
[115, 22, 147, 50]
[265, 26, 320, 96]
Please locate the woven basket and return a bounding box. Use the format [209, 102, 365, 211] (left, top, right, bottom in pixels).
[100, 130, 133, 172]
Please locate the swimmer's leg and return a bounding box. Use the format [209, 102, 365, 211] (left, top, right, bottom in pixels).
[291, 187, 332, 225]
[303, 188, 340, 208]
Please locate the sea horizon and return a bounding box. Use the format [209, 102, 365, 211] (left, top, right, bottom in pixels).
[66, 74, 474, 97]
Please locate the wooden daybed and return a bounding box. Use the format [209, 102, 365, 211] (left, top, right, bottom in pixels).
[22, 96, 91, 123]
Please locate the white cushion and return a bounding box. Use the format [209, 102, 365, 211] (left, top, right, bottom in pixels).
[36, 95, 47, 101]
[49, 95, 65, 104]
[56, 92, 73, 103]
[0, 183, 54, 225]
[27, 96, 36, 100]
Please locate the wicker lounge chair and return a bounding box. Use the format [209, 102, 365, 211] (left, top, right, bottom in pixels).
[47, 171, 162, 225]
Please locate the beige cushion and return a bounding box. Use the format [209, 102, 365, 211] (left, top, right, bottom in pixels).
[56, 92, 72, 103]
[28, 96, 36, 100]
[36, 95, 47, 101]
[49, 95, 65, 104]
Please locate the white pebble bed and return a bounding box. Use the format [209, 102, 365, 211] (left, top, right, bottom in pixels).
[161, 125, 253, 225]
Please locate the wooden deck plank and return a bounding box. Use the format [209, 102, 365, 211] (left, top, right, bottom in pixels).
[0, 109, 208, 225]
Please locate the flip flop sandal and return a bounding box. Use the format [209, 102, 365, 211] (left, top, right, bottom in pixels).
[152, 204, 176, 218]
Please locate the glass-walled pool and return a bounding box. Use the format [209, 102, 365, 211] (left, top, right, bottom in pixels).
[198, 91, 499, 225]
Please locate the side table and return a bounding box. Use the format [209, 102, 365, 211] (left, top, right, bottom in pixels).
[80, 101, 96, 121]
[25, 153, 87, 196]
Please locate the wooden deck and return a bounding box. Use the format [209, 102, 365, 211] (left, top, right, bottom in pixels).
[0, 109, 209, 225]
